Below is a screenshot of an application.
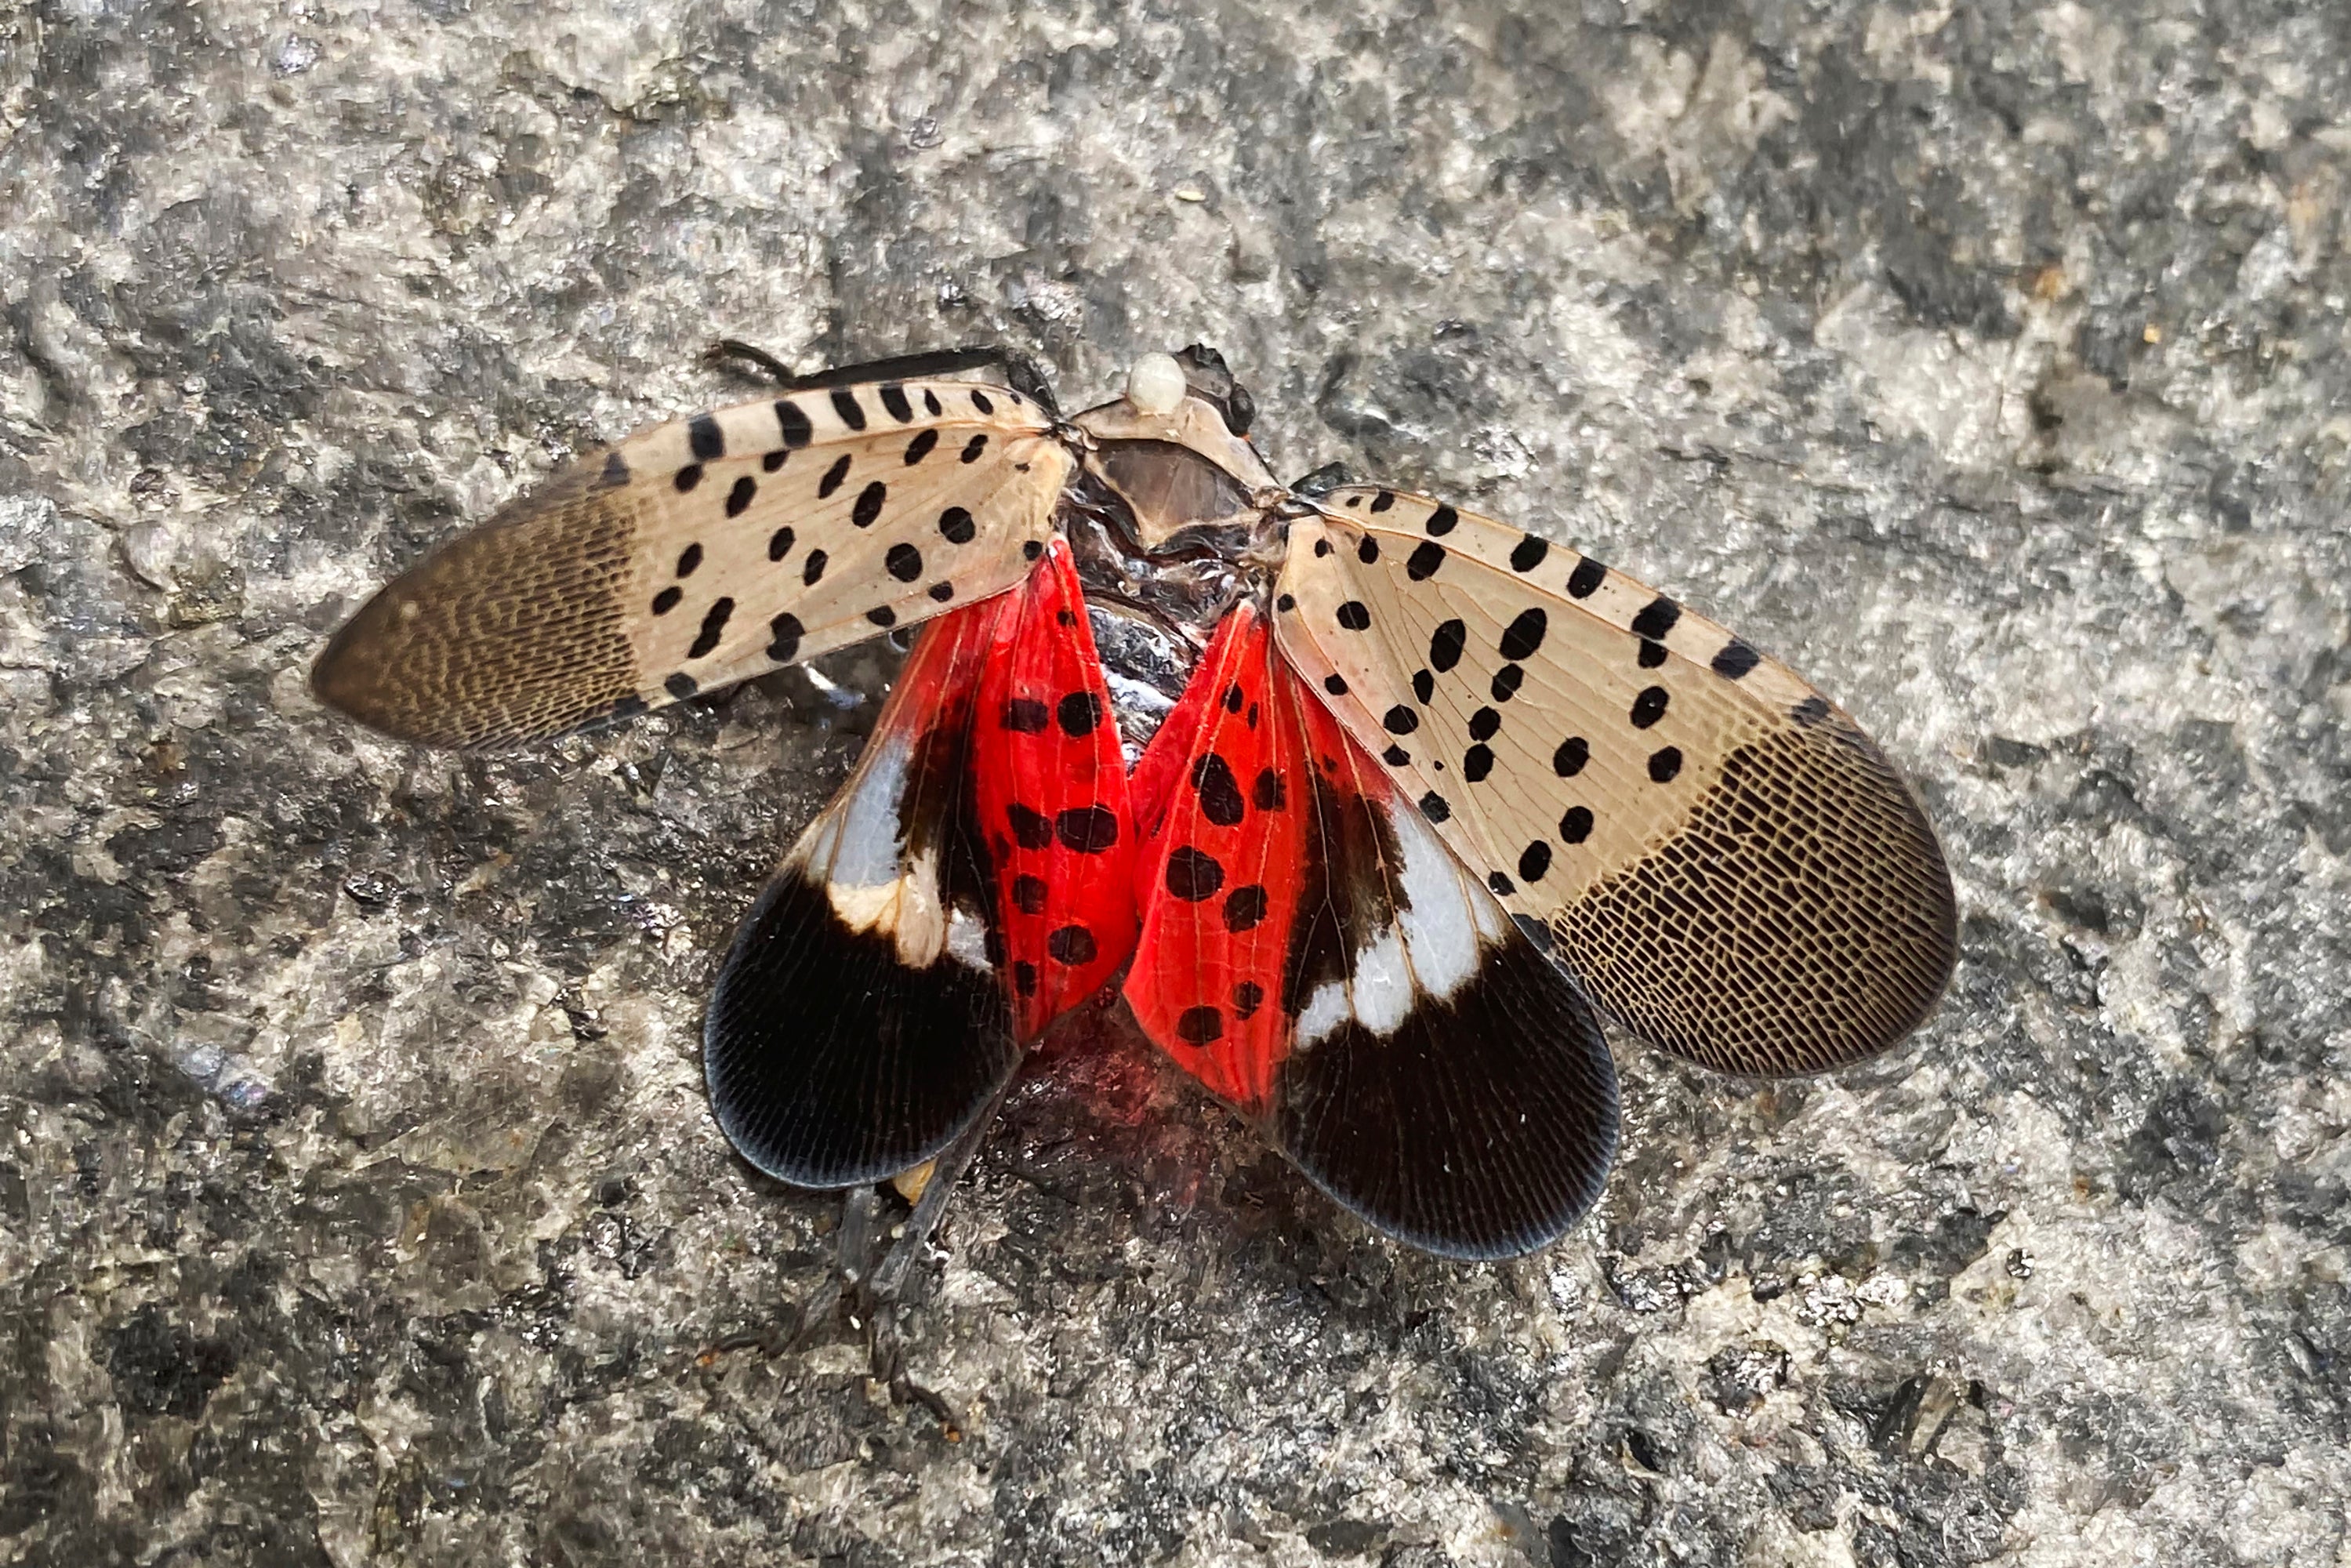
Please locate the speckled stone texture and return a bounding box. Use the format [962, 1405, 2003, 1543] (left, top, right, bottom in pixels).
[4, 1, 2348, 1563]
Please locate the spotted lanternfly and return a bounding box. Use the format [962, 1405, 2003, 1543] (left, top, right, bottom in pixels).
[314, 343, 1957, 1260]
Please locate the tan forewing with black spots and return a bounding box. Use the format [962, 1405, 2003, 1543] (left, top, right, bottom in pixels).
[313, 379, 1069, 747]
[1272, 485, 1957, 1078]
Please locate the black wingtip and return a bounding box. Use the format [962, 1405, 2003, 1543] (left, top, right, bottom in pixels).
[1270, 933, 1620, 1260]
[705, 868, 1021, 1189]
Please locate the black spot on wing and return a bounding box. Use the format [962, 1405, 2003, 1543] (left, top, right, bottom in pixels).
[1012, 874, 1048, 915]
[1712, 640, 1761, 679]
[1057, 806, 1120, 853]
[830, 389, 866, 430]
[1058, 691, 1102, 736]
[1631, 597, 1681, 640]
[1165, 846, 1224, 900]
[689, 413, 724, 460]
[1499, 608, 1547, 661]
[688, 597, 735, 659]
[1191, 754, 1246, 827]
[1428, 619, 1466, 672]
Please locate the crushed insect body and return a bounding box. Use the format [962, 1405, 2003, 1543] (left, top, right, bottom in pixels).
[312, 343, 1959, 1261]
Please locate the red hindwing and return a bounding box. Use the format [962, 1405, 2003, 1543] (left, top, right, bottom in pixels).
[972, 541, 1139, 1039]
[1123, 601, 1620, 1259]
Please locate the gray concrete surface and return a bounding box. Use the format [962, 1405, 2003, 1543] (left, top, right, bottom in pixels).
[3, 0, 2347, 1563]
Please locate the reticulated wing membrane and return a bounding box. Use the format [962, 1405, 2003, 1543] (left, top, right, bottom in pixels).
[970, 542, 1140, 1040]
[704, 593, 1016, 1187]
[1126, 603, 1620, 1259]
[1273, 485, 1958, 1077]
[314, 378, 1070, 747]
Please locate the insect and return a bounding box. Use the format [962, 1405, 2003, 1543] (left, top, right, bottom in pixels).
[314, 343, 1957, 1260]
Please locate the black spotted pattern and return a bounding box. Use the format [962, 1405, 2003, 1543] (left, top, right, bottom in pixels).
[689, 597, 734, 659]
[1002, 699, 1050, 733]
[1012, 874, 1048, 915]
[1057, 807, 1120, 853]
[938, 506, 976, 543]
[1191, 753, 1246, 826]
[651, 586, 681, 615]
[1336, 601, 1371, 631]
[852, 481, 887, 528]
[1510, 535, 1549, 572]
[1176, 1006, 1223, 1044]
[1048, 925, 1097, 965]
[803, 550, 828, 586]
[1008, 803, 1053, 850]
[830, 389, 865, 430]
[1648, 747, 1683, 782]
[905, 428, 938, 464]
[1500, 608, 1547, 661]
[1491, 665, 1526, 702]
[767, 525, 794, 561]
[886, 543, 923, 581]
[1631, 686, 1669, 728]
[1631, 597, 1680, 640]
[1554, 736, 1589, 776]
[1058, 691, 1101, 735]
[1518, 840, 1552, 882]
[818, 454, 851, 499]
[880, 384, 913, 423]
[767, 612, 802, 662]
[1468, 707, 1500, 742]
[1713, 640, 1761, 679]
[1222, 884, 1268, 933]
[1559, 805, 1594, 843]
[1429, 619, 1467, 672]
[726, 476, 756, 517]
[1406, 541, 1446, 580]
[1166, 846, 1224, 901]
[961, 434, 989, 463]
[775, 400, 813, 446]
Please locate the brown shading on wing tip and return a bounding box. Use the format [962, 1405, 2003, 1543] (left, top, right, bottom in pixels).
[311, 459, 641, 749]
[1551, 709, 1958, 1077]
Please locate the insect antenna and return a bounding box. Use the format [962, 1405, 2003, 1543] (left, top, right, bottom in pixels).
[702, 340, 1063, 416]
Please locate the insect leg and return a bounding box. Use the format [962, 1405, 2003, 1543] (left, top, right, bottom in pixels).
[865, 1073, 1018, 1304]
